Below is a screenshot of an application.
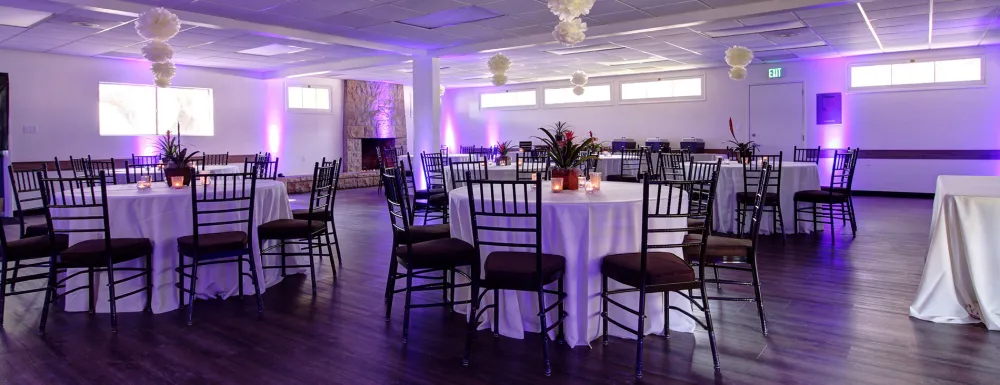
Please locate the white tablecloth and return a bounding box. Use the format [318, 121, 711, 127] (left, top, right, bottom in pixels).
[111, 164, 241, 184]
[449, 182, 695, 347]
[706, 161, 821, 234]
[444, 164, 518, 191]
[52, 180, 306, 314]
[910, 176, 1000, 329]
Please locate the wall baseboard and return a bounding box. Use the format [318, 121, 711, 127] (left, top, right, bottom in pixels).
[849, 190, 934, 199]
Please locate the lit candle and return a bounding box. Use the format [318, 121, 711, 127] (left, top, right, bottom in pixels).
[518, 158, 524, 166]
[590, 172, 601, 191]
[585, 180, 594, 192]
[171, 176, 184, 188]
[137, 175, 151, 190]
[531, 173, 537, 182]
[551, 177, 563, 193]
[762, 156, 769, 166]
[578, 176, 586, 188]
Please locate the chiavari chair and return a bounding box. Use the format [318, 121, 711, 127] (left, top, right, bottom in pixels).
[419, 152, 449, 224]
[794, 149, 859, 238]
[607, 148, 644, 183]
[449, 159, 489, 191]
[793, 146, 821, 163]
[3, 164, 51, 295]
[124, 162, 165, 184]
[292, 158, 344, 268]
[737, 153, 785, 239]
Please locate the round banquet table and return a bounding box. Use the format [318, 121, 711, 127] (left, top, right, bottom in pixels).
[52, 180, 307, 314]
[703, 161, 821, 234]
[443, 164, 518, 191]
[449, 181, 696, 348]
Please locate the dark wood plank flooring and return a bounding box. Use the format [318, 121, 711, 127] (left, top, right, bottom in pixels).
[1, 189, 997, 384]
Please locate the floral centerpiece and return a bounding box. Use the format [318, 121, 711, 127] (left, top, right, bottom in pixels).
[496, 140, 513, 166]
[724, 117, 757, 163]
[156, 127, 200, 186]
[587, 131, 605, 153]
[535, 122, 595, 190]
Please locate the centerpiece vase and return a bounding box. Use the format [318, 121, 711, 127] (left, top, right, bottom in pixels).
[495, 155, 510, 166]
[163, 166, 193, 187]
[551, 168, 579, 190]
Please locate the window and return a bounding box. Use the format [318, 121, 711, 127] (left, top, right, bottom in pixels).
[620, 76, 704, 103]
[480, 89, 537, 109]
[98, 83, 214, 136]
[543, 84, 612, 106]
[287, 85, 331, 111]
[849, 57, 983, 90]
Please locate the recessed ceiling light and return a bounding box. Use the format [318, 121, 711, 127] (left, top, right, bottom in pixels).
[700, 20, 806, 38]
[70, 21, 104, 29]
[398, 6, 502, 29]
[776, 32, 798, 38]
[546, 43, 625, 55]
[0, 6, 53, 28]
[239, 44, 311, 56]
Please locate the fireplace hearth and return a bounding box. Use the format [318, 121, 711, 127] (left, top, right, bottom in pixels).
[360, 138, 396, 171]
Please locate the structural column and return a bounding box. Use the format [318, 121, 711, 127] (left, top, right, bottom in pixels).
[411, 55, 441, 189]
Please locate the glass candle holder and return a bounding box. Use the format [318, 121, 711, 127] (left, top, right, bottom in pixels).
[578, 176, 586, 189]
[518, 158, 524, 167]
[551, 177, 563, 193]
[171, 176, 185, 188]
[589, 172, 601, 191]
[584, 180, 594, 193]
[530, 173, 537, 190]
[136, 175, 152, 190]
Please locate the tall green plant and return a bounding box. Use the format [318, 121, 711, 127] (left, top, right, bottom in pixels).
[157, 130, 200, 168]
[724, 117, 758, 155]
[534, 124, 595, 170]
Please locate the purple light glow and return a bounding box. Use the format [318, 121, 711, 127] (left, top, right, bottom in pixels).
[371, 82, 396, 138]
[265, 81, 284, 163]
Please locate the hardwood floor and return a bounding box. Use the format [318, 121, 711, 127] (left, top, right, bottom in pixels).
[1, 189, 997, 384]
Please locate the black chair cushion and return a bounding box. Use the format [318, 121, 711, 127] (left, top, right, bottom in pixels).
[414, 188, 446, 200]
[606, 175, 639, 183]
[5, 234, 69, 261]
[484, 251, 565, 291]
[683, 234, 752, 260]
[24, 223, 49, 238]
[735, 191, 779, 205]
[394, 238, 477, 270]
[59, 238, 152, 268]
[177, 231, 248, 256]
[794, 190, 849, 203]
[399, 224, 451, 244]
[258, 219, 326, 240]
[602, 252, 694, 289]
[292, 209, 331, 222]
[428, 193, 448, 206]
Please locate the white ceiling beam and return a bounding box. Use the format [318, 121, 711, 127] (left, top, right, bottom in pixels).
[48, 0, 426, 55]
[430, 0, 853, 57]
[264, 54, 412, 79]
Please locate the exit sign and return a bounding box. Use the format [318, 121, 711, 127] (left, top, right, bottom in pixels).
[768, 67, 783, 78]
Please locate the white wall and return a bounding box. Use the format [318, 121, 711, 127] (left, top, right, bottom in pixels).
[0, 49, 342, 176]
[442, 45, 1000, 193]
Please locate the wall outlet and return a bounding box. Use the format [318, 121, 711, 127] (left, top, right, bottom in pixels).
[22, 125, 37, 134]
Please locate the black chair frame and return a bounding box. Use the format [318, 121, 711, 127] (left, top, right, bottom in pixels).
[737, 153, 785, 238]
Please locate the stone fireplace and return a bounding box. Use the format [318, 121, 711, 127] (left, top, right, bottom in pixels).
[343, 80, 407, 174]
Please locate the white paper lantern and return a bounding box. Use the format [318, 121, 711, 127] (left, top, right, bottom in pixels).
[135, 7, 180, 42]
[729, 66, 748, 81]
[725, 46, 754, 67]
[547, 0, 597, 21]
[487, 53, 511, 74]
[154, 75, 172, 88]
[570, 70, 588, 86]
[553, 18, 587, 46]
[491, 73, 508, 86]
[141, 40, 173, 63]
[151, 60, 176, 80]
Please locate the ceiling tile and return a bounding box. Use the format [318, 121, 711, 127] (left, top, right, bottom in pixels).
[590, 9, 652, 24]
[392, 0, 469, 13]
[644, 1, 710, 16]
[318, 13, 388, 28]
[349, 4, 424, 21]
[478, 0, 550, 15]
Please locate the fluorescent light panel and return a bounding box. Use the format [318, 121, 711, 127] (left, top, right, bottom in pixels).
[598, 57, 675, 66]
[857, 3, 885, 51]
[754, 41, 827, 52]
[239, 44, 311, 56]
[928, 0, 935, 47]
[0, 6, 53, 28]
[701, 20, 806, 38]
[398, 6, 502, 29]
[287, 71, 330, 78]
[546, 43, 624, 55]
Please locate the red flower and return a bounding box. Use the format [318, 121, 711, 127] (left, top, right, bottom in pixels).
[564, 130, 576, 142]
[589, 130, 594, 138]
[728, 117, 735, 138]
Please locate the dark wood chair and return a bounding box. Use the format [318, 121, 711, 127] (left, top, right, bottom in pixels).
[83, 158, 119, 185]
[124, 162, 165, 184]
[0, 205, 68, 328]
[5, 164, 51, 292]
[461, 175, 567, 376]
[64, 155, 91, 178]
[582, 150, 599, 178]
[689, 165, 771, 336]
[291, 159, 344, 268]
[660, 151, 687, 181]
[600, 175, 722, 378]
[37, 171, 153, 334]
[202, 153, 229, 168]
[449, 159, 488, 191]
[380, 165, 478, 344]
[244, 158, 279, 180]
[258, 162, 337, 294]
[176, 169, 263, 325]
[794, 149, 859, 238]
[607, 148, 645, 183]
[793, 146, 821, 163]
[418, 152, 449, 224]
[131, 154, 160, 166]
[737, 153, 784, 238]
[516, 154, 551, 181]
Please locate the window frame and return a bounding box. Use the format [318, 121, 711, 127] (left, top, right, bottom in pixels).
[846, 56, 986, 93]
[617, 74, 707, 105]
[541, 82, 615, 108]
[285, 84, 333, 113]
[98, 82, 215, 136]
[478, 87, 540, 111]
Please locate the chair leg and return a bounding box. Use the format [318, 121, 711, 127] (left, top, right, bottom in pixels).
[185, 257, 200, 326]
[107, 260, 119, 332]
[812, 203, 818, 233]
[37, 256, 57, 336]
[0, 259, 7, 328]
[462, 266, 480, 367]
[492, 288, 500, 337]
[246, 252, 264, 316]
[794, 201, 800, 235]
[749, 256, 767, 335]
[8, 260, 18, 291]
[236, 252, 245, 299]
[402, 267, 413, 344]
[449, 269, 456, 313]
[699, 286, 721, 370]
[323, 230, 337, 282]
[840, 202, 847, 225]
[88, 268, 95, 314]
[536, 285, 552, 376]
[330, 219, 343, 266]
[634, 285, 647, 379]
[775, 205, 786, 244]
[307, 236, 318, 295]
[279, 240, 287, 277]
[145, 254, 153, 313]
[601, 275, 609, 345]
[848, 198, 858, 237]
[177, 253, 186, 308]
[713, 266, 721, 290]
[384, 256, 398, 322]
[663, 292, 670, 338]
[556, 277, 565, 345]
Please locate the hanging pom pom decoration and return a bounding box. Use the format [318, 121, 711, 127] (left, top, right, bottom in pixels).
[491, 73, 508, 86]
[729, 66, 748, 81]
[547, 0, 597, 21]
[136, 7, 181, 88]
[141, 40, 173, 63]
[553, 18, 587, 46]
[573, 85, 585, 95]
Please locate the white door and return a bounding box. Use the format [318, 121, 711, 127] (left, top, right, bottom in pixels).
[749, 82, 804, 156]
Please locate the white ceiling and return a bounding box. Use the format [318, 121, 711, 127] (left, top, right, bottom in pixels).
[0, 0, 998, 85]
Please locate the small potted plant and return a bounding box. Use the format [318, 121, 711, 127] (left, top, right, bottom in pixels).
[496, 140, 513, 166]
[157, 128, 200, 186]
[535, 123, 595, 190]
[724, 117, 757, 163]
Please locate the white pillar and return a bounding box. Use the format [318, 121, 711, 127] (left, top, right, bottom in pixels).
[411, 55, 440, 189]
